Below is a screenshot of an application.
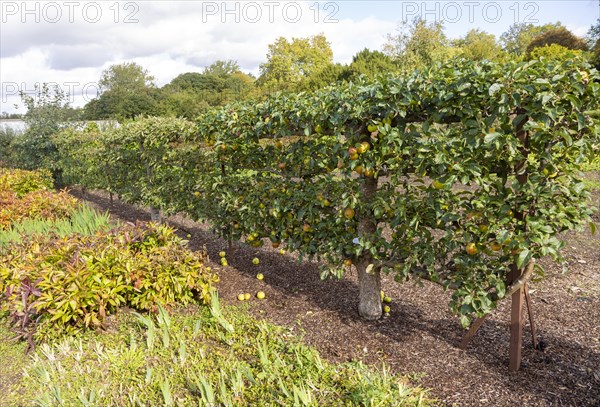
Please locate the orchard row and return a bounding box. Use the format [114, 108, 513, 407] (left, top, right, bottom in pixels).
[55, 57, 599, 325]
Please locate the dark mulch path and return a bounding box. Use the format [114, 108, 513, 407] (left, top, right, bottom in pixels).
[71, 188, 600, 407]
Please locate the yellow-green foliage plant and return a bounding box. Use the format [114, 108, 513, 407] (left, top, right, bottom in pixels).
[0, 168, 54, 197]
[0, 223, 217, 343]
[0, 189, 79, 230]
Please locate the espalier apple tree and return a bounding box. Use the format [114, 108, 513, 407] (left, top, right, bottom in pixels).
[188, 57, 599, 322]
[56, 58, 599, 328]
[78, 116, 201, 219]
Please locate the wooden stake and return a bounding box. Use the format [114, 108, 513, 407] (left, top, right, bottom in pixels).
[459, 315, 488, 350]
[509, 286, 524, 371]
[524, 283, 538, 350]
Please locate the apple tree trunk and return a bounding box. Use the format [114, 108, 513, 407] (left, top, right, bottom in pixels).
[356, 257, 382, 320]
[356, 174, 382, 320]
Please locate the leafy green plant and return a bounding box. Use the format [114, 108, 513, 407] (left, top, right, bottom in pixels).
[8, 84, 73, 179]
[0, 189, 79, 230]
[0, 168, 54, 197]
[0, 223, 216, 342]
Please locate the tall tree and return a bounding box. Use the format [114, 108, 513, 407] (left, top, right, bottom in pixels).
[99, 62, 155, 92]
[383, 18, 451, 71]
[159, 60, 256, 118]
[85, 62, 158, 120]
[588, 19, 600, 67]
[10, 84, 71, 179]
[300, 49, 400, 91]
[587, 18, 600, 47]
[499, 22, 563, 55]
[453, 29, 504, 61]
[203, 60, 241, 76]
[167, 72, 221, 94]
[525, 27, 588, 55]
[258, 34, 334, 91]
[528, 44, 585, 61]
[348, 48, 399, 78]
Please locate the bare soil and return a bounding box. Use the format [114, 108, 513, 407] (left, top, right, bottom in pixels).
[70, 185, 600, 407]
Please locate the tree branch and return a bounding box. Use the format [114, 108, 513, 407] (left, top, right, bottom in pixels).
[505, 259, 536, 298]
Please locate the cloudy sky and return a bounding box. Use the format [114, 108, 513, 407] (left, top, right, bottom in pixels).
[1, 0, 598, 114]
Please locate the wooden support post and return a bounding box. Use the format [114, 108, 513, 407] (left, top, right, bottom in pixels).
[523, 283, 538, 350]
[458, 260, 538, 370]
[459, 315, 488, 350]
[509, 285, 524, 371]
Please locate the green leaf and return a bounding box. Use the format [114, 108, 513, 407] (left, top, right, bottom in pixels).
[483, 132, 500, 144]
[541, 93, 553, 105]
[489, 83, 503, 96]
[459, 314, 471, 328]
[516, 249, 531, 269]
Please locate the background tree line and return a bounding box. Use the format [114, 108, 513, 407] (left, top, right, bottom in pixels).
[75, 18, 600, 121]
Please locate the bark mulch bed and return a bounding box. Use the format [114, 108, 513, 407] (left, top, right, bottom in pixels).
[71, 188, 600, 407]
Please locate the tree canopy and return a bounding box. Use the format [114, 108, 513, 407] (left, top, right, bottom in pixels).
[7, 84, 72, 180]
[79, 22, 600, 120]
[348, 48, 399, 78]
[159, 60, 256, 118]
[499, 22, 563, 55]
[384, 18, 452, 71]
[525, 27, 588, 55]
[99, 62, 155, 92]
[453, 29, 504, 61]
[258, 34, 334, 91]
[85, 62, 158, 120]
[589, 19, 600, 67]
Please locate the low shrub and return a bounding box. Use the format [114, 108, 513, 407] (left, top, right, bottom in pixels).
[0, 168, 54, 196]
[0, 189, 79, 230]
[0, 223, 217, 342]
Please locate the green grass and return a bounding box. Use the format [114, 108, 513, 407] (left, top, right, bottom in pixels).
[0, 320, 30, 406]
[582, 153, 600, 191]
[584, 178, 600, 192]
[581, 154, 600, 172]
[0, 294, 433, 406]
[0, 204, 114, 249]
